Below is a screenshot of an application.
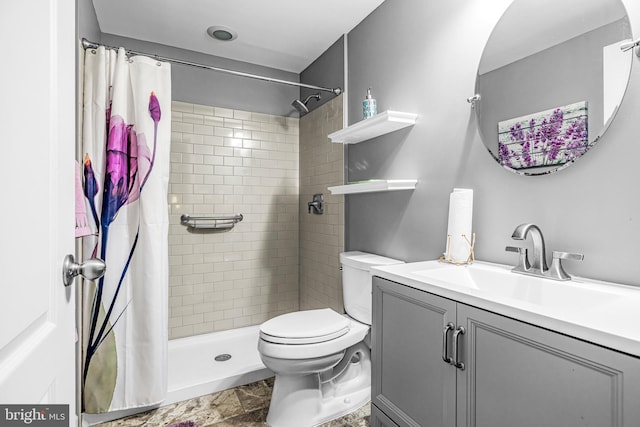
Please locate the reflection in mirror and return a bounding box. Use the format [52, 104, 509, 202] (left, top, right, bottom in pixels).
[475, 0, 633, 175]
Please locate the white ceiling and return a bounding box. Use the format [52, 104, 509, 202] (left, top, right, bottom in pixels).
[92, 0, 385, 73]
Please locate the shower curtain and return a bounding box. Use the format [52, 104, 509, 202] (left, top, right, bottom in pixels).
[81, 46, 171, 413]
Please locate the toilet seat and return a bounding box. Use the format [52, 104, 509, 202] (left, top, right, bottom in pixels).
[259, 311, 369, 360]
[260, 308, 350, 345]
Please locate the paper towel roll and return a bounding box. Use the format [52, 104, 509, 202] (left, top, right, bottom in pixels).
[445, 188, 473, 262]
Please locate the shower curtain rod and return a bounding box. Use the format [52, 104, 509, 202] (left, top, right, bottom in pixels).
[81, 38, 342, 96]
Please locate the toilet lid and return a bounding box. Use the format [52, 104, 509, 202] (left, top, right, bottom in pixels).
[260, 308, 350, 345]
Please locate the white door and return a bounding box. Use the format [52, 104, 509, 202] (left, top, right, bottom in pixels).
[0, 0, 77, 424]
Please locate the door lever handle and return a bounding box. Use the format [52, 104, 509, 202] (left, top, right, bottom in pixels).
[62, 254, 106, 287]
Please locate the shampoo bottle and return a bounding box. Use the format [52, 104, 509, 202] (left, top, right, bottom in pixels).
[363, 88, 377, 119]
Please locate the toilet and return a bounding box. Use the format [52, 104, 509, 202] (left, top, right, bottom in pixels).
[258, 251, 404, 427]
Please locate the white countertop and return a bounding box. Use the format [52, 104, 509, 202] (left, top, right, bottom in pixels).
[371, 260, 640, 357]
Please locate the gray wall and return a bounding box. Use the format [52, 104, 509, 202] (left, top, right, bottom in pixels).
[99, 34, 299, 117]
[346, 0, 640, 286]
[300, 36, 345, 114]
[78, 0, 100, 41]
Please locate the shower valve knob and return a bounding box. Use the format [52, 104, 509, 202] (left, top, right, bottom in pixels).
[307, 194, 324, 214]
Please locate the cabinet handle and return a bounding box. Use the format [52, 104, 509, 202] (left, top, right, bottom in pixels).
[442, 322, 455, 365]
[452, 326, 465, 370]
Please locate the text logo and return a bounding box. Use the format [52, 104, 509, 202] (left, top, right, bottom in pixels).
[0, 405, 68, 426]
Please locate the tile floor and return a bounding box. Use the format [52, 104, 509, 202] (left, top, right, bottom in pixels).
[95, 378, 370, 427]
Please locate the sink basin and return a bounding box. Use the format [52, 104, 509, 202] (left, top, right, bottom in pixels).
[371, 260, 640, 357]
[411, 262, 626, 312]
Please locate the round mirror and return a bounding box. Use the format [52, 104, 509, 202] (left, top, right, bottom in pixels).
[475, 0, 633, 175]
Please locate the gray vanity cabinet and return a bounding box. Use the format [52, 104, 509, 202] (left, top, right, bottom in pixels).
[371, 276, 640, 427]
[371, 276, 457, 426]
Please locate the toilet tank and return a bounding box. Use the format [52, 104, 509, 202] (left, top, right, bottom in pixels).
[340, 251, 404, 325]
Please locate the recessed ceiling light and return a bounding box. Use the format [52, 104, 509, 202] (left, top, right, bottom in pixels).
[206, 26, 237, 42]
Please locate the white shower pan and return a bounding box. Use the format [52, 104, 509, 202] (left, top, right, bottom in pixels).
[166, 324, 272, 405]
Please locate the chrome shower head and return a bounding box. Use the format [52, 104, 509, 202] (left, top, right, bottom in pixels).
[292, 99, 309, 114]
[292, 93, 321, 115]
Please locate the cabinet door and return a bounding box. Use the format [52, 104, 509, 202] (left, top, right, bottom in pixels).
[371, 404, 400, 427]
[456, 303, 640, 427]
[372, 277, 457, 427]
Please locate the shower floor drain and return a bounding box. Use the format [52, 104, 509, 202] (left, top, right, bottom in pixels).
[214, 353, 232, 362]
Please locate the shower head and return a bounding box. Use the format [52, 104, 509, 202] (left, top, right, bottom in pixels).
[292, 99, 309, 114]
[292, 93, 321, 115]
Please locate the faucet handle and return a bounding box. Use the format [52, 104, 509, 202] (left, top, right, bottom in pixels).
[505, 246, 530, 273]
[552, 251, 584, 261]
[547, 251, 584, 281]
[506, 245, 525, 254]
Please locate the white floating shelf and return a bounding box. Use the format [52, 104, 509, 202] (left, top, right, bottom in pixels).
[328, 110, 418, 144]
[328, 179, 417, 195]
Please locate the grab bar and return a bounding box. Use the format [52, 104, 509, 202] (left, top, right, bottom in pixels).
[180, 214, 243, 231]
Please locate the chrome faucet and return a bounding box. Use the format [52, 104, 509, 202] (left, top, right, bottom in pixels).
[506, 223, 583, 281]
[511, 223, 548, 273]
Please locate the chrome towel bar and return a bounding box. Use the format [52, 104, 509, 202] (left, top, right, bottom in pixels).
[180, 213, 243, 231]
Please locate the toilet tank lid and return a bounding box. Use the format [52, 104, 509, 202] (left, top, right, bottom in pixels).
[340, 251, 404, 271]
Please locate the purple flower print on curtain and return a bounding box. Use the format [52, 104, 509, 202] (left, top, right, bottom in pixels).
[83, 154, 100, 253]
[83, 92, 161, 385]
[141, 92, 160, 191]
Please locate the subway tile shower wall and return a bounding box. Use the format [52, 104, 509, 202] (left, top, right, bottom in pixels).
[168, 101, 299, 339]
[299, 96, 345, 313]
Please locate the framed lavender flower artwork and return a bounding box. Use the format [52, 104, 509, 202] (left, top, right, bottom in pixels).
[497, 102, 588, 171]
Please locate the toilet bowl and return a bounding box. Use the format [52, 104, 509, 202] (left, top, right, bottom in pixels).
[258, 251, 403, 427]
